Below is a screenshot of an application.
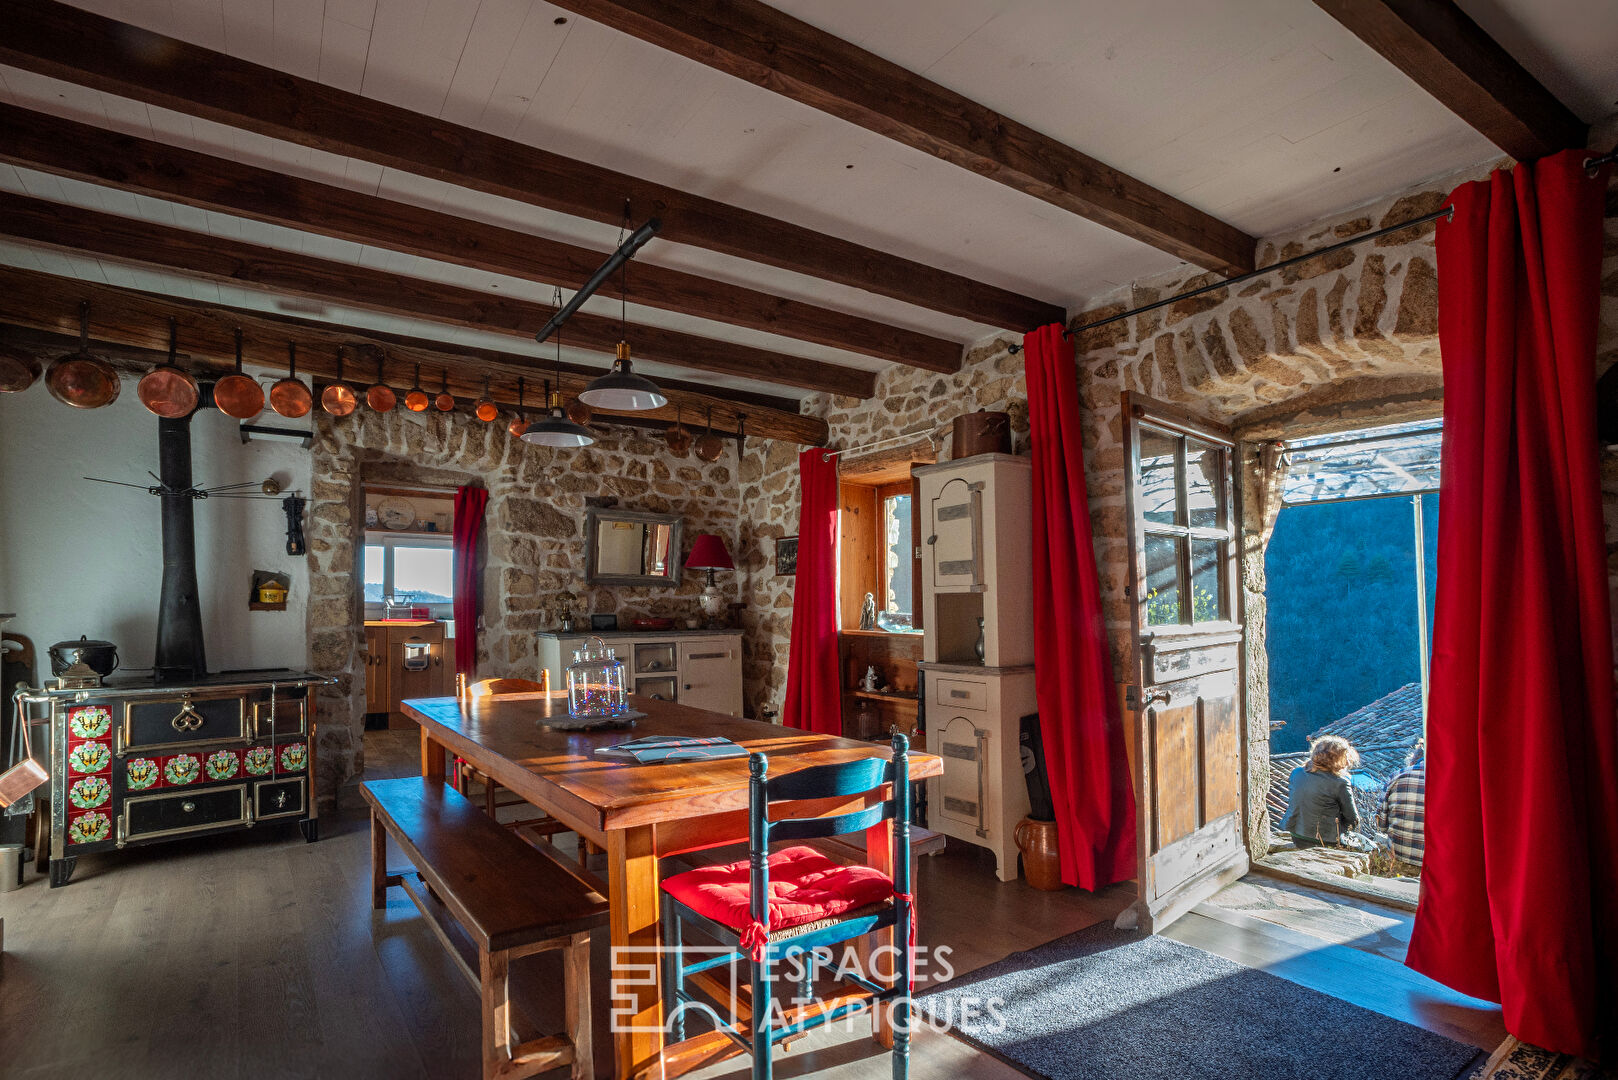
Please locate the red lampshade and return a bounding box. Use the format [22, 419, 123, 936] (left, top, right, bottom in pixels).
[685, 533, 734, 571]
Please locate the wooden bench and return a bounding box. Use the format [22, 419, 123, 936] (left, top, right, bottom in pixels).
[362, 776, 608, 1080]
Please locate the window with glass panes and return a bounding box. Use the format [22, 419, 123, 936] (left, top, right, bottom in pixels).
[1136, 423, 1232, 627]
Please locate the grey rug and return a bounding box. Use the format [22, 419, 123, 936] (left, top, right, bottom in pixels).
[916, 924, 1487, 1080]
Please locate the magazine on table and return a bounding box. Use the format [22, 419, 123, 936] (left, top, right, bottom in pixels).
[593, 735, 749, 763]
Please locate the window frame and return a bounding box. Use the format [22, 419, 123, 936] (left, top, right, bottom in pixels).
[362, 530, 456, 620]
[1134, 420, 1236, 630]
[875, 480, 915, 626]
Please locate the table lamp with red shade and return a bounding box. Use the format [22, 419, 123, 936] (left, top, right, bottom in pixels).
[685, 534, 734, 628]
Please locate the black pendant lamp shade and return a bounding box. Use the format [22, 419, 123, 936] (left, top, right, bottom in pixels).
[579, 341, 667, 411]
[522, 378, 596, 448]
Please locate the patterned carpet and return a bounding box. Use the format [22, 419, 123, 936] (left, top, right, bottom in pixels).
[1479, 1039, 1615, 1080]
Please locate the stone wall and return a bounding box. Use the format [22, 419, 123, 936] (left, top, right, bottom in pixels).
[303, 406, 741, 797]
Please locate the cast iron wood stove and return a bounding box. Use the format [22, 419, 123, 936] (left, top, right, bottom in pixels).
[12, 394, 326, 886]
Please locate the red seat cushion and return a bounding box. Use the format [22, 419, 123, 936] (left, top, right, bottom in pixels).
[662, 845, 894, 934]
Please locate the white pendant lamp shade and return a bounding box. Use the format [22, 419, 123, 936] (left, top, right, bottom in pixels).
[578, 342, 667, 411]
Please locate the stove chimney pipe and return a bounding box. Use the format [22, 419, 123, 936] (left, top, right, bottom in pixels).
[154, 410, 207, 682]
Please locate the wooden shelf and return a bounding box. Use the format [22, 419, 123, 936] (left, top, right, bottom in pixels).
[839, 628, 923, 640]
[847, 689, 918, 703]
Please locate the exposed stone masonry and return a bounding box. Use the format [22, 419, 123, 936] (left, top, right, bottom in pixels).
[304, 406, 740, 797]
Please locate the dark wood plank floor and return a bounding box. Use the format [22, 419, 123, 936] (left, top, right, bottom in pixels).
[0, 730, 1503, 1079]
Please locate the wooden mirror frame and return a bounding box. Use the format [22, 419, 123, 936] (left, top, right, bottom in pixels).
[584, 508, 684, 587]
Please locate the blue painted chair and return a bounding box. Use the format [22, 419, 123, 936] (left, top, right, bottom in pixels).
[659, 732, 915, 1080]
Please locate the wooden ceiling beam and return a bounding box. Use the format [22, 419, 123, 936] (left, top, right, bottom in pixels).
[1312, 0, 1586, 161]
[0, 0, 1064, 332]
[545, 0, 1255, 277]
[0, 103, 959, 373]
[0, 267, 828, 445]
[0, 190, 877, 400]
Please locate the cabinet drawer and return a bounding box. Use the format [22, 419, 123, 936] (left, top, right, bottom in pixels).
[635, 675, 678, 702]
[122, 785, 249, 843]
[253, 696, 306, 739]
[254, 777, 306, 820]
[634, 644, 677, 674]
[933, 678, 987, 712]
[120, 693, 249, 755]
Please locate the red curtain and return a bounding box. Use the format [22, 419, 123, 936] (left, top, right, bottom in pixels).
[782, 448, 841, 734]
[451, 485, 488, 680]
[1024, 323, 1138, 889]
[1406, 149, 1617, 1061]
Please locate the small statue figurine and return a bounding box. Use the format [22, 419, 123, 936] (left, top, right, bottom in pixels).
[860, 591, 877, 630]
[860, 665, 885, 693]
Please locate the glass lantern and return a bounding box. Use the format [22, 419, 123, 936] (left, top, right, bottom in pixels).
[566, 635, 628, 718]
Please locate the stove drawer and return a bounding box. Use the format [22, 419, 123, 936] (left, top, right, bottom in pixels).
[254, 777, 306, 820]
[121, 785, 249, 845]
[120, 693, 249, 756]
[252, 695, 306, 739]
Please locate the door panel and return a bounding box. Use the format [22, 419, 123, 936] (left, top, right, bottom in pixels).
[929, 477, 981, 587]
[1124, 393, 1248, 933]
[678, 640, 740, 716]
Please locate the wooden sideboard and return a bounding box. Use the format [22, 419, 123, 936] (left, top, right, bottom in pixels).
[535, 630, 744, 717]
[364, 620, 451, 727]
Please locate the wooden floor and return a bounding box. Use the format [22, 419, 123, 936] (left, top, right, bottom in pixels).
[0, 730, 1504, 1079]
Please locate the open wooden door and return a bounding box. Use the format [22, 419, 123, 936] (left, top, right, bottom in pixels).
[1122, 393, 1247, 932]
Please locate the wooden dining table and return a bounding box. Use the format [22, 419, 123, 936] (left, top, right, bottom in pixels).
[402, 692, 942, 1080]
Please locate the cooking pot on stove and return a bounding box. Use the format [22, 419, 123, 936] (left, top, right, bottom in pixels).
[48, 636, 120, 677]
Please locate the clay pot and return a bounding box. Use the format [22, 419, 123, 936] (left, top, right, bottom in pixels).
[214, 328, 265, 420]
[0, 342, 41, 393]
[1014, 817, 1065, 891]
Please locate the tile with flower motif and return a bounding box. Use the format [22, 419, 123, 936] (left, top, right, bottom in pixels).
[278, 742, 308, 774]
[203, 748, 241, 782]
[162, 753, 202, 786]
[126, 756, 162, 791]
[67, 739, 112, 775]
[67, 809, 112, 845]
[242, 746, 275, 777]
[68, 774, 112, 809]
[67, 705, 113, 740]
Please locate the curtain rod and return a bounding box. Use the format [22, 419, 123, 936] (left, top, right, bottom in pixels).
[820, 426, 941, 461]
[1007, 146, 1615, 356]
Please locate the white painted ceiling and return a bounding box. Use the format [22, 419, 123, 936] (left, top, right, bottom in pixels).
[0, 0, 1610, 400]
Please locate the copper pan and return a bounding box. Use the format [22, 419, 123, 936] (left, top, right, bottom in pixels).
[665, 404, 692, 456]
[474, 375, 497, 422]
[0, 341, 41, 393]
[321, 346, 358, 417]
[269, 341, 313, 418]
[507, 377, 530, 438]
[45, 302, 120, 409]
[365, 350, 395, 412]
[137, 317, 200, 418]
[404, 363, 429, 412]
[434, 369, 454, 412]
[214, 327, 265, 420]
[693, 406, 723, 462]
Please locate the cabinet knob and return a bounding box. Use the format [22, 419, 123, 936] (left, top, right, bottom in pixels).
[683, 684, 692, 691]
[182, 801, 196, 813]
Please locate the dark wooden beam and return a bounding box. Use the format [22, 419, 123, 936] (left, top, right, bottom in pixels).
[0, 267, 828, 445]
[0, 191, 877, 400]
[0, 0, 1065, 332]
[0, 103, 959, 373]
[1312, 0, 1586, 161]
[545, 0, 1256, 277]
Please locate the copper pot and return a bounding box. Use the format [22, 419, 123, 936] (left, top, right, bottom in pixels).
[45, 302, 120, 409]
[474, 376, 497, 422]
[692, 406, 723, 462]
[0, 341, 41, 393]
[434, 369, 454, 412]
[567, 398, 592, 426]
[404, 362, 429, 412]
[665, 405, 691, 456]
[507, 377, 530, 438]
[321, 345, 357, 417]
[269, 341, 312, 418]
[214, 327, 265, 420]
[137, 317, 200, 418]
[365, 350, 395, 412]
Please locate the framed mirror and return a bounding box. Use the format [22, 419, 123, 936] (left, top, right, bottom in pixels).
[584, 508, 683, 586]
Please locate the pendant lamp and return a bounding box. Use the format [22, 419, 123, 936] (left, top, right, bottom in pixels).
[578, 240, 665, 411]
[522, 289, 597, 448]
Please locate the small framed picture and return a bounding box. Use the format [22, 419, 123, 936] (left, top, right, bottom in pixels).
[775, 536, 798, 576]
[590, 612, 618, 632]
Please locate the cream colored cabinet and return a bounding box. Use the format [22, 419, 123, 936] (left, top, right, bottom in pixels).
[536, 630, 744, 717]
[916, 452, 1036, 881]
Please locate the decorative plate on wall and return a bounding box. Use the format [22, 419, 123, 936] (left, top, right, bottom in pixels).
[376, 497, 417, 530]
